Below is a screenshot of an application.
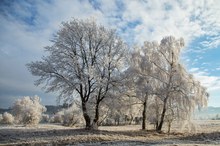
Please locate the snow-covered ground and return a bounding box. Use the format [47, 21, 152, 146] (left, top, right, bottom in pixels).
[0, 120, 220, 145]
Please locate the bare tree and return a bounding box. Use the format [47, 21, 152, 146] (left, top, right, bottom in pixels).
[27, 18, 127, 129]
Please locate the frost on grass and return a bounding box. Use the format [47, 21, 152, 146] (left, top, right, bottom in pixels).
[12, 96, 46, 126]
[1, 121, 220, 145]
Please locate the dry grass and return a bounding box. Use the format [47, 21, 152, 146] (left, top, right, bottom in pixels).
[0, 120, 220, 145]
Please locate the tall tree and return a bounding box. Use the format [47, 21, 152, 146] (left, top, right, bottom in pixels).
[129, 36, 208, 132]
[27, 18, 127, 129]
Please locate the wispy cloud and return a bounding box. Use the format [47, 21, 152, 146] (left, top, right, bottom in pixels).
[190, 68, 220, 92]
[189, 68, 200, 72]
[200, 36, 220, 49]
[113, 0, 220, 46]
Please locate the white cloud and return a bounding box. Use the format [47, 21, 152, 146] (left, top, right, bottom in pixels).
[1, 0, 220, 52]
[202, 62, 210, 66]
[190, 69, 220, 92]
[200, 36, 220, 49]
[106, 0, 220, 47]
[189, 68, 200, 72]
[0, 0, 106, 57]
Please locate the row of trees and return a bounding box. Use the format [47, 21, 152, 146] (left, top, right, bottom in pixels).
[27, 18, 209, 131]
[0, 96, 84, 126]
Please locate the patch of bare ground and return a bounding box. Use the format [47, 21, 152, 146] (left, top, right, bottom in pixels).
[0, 120, 220, 145]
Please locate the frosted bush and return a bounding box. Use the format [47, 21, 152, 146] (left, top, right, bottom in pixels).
[1, 112, 14, 124]
[63, 106, 81, 126]
[50, 104, 83, 126]
[41, 114, 50, 123]
[12, 96, 46, 126]
[50, 111, 63, 123]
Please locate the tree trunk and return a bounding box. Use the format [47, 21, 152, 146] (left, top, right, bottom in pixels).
[129, 115, 133, 125]
[155, 120, 159, 130]
[155, 98, 159, 130]
[142, 99, 147, 130]
[81, 101, 91, 129]
[156, 98, 168, 132]
[168, 122, 171, 134]
[92, 101, 100, 130]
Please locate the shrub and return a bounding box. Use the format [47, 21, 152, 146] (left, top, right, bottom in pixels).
[63, 107, 81, 126]
[49, 104, 82, 126]
[1, 112, 14, 124]
[50, 112, 63, 123]
[41, 114, 50, 123]
[12, 96, 46, 126]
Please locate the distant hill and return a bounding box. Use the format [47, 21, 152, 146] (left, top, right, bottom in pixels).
[44, 105, 63, 115]
[0, 108, 12, 114]
[194, 106, 220, 120]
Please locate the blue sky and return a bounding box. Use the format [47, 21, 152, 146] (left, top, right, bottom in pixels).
[0, 0, 220, 108]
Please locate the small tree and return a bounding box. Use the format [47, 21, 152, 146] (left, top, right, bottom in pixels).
[41, 114, 50, 123]
[49, 104, 83, 126]
[1, 112, 14, 125]
[63, 104, 83, 126]
[50, 112, 63, 123]
[12, 96, 46, 126]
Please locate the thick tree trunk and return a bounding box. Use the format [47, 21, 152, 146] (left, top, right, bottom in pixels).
[81, 101, 91, 129]
[156, 98, 168, 132]
[142, 99, 147, 130]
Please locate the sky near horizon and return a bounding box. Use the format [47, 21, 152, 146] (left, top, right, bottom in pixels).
[0, 0, 220, 108]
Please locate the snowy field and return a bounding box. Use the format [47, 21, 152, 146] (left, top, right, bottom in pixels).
[0, 120, 220, 145]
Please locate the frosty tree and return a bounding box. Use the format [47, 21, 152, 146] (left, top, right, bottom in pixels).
[129, 36, 208, 131]
[125, 64, 157, 130]
[27, 18, 127, 129]
[1, 112, 14, 125]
